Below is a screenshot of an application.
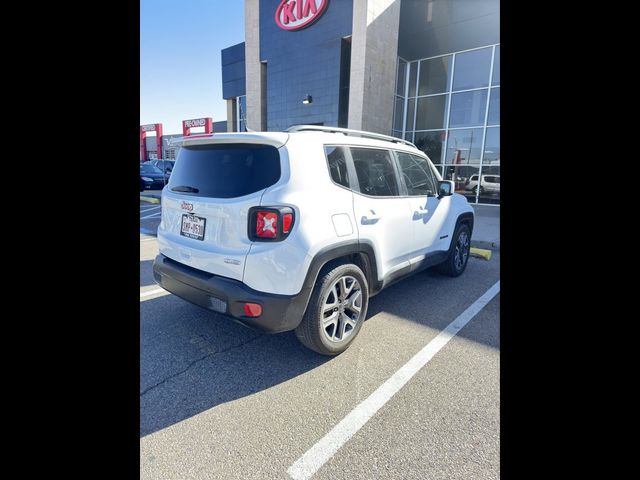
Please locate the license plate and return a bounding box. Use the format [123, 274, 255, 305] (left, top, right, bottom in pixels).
[180, 214, 206, 241]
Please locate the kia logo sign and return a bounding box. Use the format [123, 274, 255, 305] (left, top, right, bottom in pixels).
[184, 118, 206, 128]
[141, 124, 156, 132]
[275, 0, 328, 31]
[181, 201, 194, 212]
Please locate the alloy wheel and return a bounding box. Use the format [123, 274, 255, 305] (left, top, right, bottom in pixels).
[454, 230, 470, 271]
[321, 275, 363, 343]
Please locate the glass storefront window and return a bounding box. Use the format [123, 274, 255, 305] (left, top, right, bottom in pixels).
[475, 166, 500, 204]
[439, 163, 480, 197]
[405, 98, 415, 132]
[452, 47, 492, 91]
[483, 127, 500, 165]
[408, 61, 418, 97]
[445, 128, 483, 165]
[396, 59, 407, 96]
[415, 94, 448, 130]
[449, 89, 488, 128]
[393, 96, 404, 131]
[414, 130, 446, 164]
[237, 95, 247, 132]
[393, 44, 500, 205]
[487, 88, 500, 126]
[418, 55, 452, 96]
[492, 46, 500, 85]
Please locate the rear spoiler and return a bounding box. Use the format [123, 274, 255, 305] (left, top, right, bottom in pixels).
[168, 132, 290, 149]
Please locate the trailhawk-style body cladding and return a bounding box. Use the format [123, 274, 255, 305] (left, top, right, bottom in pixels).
[153, 127, 474, 351]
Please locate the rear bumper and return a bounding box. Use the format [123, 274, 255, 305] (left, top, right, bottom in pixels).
[152, 254, 311, 333]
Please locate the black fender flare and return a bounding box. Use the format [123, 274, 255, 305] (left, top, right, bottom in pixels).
[298, 240, 382, 310]
[442, 212, 474, 255]
[455, 211, 474, 236]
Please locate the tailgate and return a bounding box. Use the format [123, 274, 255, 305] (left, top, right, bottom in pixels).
[157, 142, 283, 281]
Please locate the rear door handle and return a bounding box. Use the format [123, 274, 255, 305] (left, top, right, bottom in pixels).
[414, 205, 428, 216]
[361, 210, 381, 224]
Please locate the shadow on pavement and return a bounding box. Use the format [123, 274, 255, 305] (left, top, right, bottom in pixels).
[140, 296, 331, 437]
[140, 254, 499, 438]
[366, 260, 500, 351]
[140, 259, 157, 288]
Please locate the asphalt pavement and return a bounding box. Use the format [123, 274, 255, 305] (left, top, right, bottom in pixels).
[140, 200, 500, 479]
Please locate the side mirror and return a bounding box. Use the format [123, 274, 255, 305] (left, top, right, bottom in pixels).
[438, 180, 455, 198]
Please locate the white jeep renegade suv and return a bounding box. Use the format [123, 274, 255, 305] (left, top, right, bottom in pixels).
[153, 126, 474, 355]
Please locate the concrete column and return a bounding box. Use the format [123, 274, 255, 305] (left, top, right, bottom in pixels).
[245, 0, 264, 131]
[348, 0, 401, 135]
[226, 98, 237, 132]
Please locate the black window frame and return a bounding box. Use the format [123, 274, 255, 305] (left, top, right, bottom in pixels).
[323, 144, 444, 199]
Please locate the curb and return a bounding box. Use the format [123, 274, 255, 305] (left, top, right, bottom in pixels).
[470, 247, 492, 261]
[140, 195, 160, 204]
[471, 240, 500, 252]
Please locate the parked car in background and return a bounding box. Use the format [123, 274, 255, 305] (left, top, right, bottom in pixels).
[140, 163, 170, 191]
[143, 159, 175, 174]
[465, 174, 500, 194]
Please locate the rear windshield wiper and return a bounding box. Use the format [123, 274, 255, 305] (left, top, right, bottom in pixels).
[171, 185, 199, 193]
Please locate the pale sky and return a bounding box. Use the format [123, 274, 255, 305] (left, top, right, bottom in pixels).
[140, 0, 245, 134]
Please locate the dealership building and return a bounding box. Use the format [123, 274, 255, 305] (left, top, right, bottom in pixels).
[220, 0, 500, 204]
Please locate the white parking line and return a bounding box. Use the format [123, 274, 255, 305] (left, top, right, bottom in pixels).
[140, 205, 161, 212]
[287, 280, 500, 480]
[140, 211, 162, 220]
[140, 287, 170, 301]
[140, 205, 162, 213]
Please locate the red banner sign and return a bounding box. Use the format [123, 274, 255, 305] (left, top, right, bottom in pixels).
[182, 117, 213, 136]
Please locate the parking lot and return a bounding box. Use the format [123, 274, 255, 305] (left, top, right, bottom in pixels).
[140, 198, 500, 479]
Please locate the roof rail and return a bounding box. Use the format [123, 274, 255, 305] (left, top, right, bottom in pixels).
[286, 125, 417, 148]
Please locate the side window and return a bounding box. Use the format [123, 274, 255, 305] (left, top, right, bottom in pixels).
[350, 148, 399, 197]
[324, 146, 350, 189]
[396, 153, 438, 196]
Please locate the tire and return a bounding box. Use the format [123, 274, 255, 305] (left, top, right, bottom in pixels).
[295, 263, 369, 356]
[435, 223, 471, 277]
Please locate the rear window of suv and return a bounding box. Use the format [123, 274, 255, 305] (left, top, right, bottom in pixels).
[168, 143, 281, 198]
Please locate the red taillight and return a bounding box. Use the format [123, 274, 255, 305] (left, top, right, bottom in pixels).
[256, 211, 278, 238]
[243, 302, 262, 317]
[282, 213, 293, 233]
[249, 207, 294, 241]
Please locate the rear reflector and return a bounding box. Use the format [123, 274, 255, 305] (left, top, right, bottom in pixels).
[282, 213, 293, 233]
[243, 303, 263, 317]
